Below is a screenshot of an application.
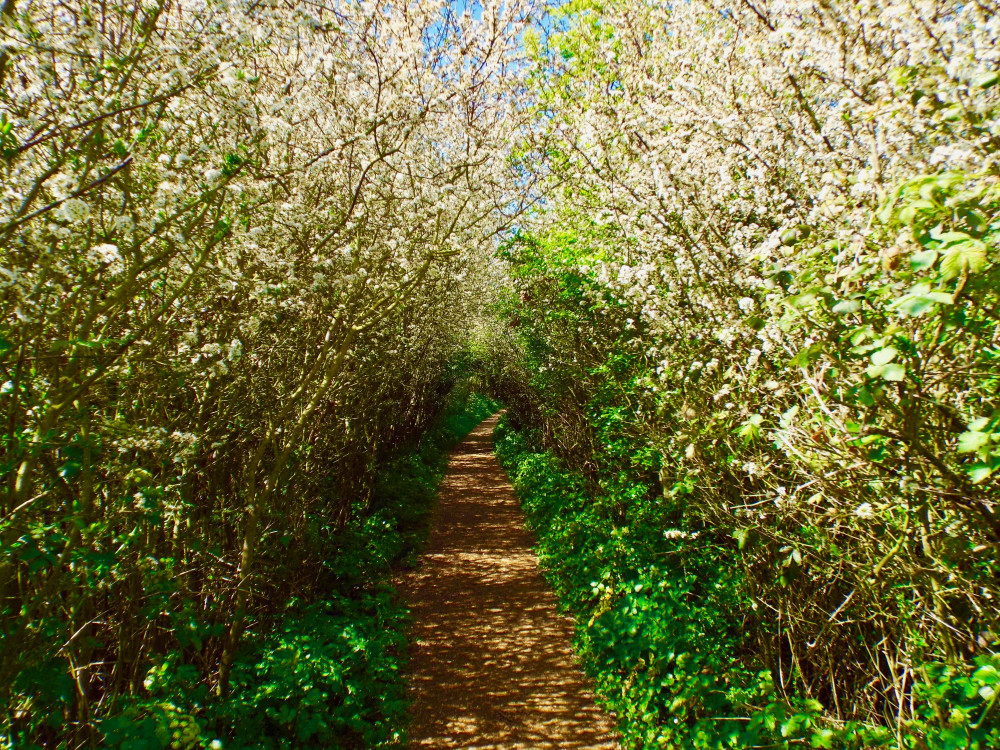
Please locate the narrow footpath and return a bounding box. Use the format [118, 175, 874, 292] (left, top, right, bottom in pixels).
[400, 414, 618, 749]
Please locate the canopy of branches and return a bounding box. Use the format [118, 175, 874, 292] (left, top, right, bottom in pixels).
[1, 0, 998, 747]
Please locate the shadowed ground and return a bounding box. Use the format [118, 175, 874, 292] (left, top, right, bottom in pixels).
[399, 414, 619, 749]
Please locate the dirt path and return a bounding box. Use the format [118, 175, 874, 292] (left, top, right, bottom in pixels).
[399, 414, 619, 749]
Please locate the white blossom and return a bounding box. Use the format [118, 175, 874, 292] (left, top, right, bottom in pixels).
[59, 198, 90, 223]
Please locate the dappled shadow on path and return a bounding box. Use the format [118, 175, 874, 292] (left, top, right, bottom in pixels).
[398, 415, 619, 749]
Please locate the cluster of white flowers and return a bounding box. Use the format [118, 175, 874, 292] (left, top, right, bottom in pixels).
[500, 3, 1000, 737]
[0, 0, 532, 729]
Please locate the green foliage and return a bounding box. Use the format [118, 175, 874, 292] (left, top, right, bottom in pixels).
[495, 420, 762, 749]
[482, 132, 1000, 744]
[495, 417, 1000, 749]
[214, 592, 409, 749]
[3, 387, 496, 750]
[96, 515, 416, 750]
[908, 657, 1000, 750]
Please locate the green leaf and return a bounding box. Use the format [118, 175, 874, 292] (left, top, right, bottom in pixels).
[940, 238, 987, 280]
[974, 71, 1000, 89]
[790, 342, 824, 366]
[737, 414, 764, 442]
[888, 66, 916, 89]
[942, 104, 963, 122]
[881, 363, 906, 382]
[832, 299, 860, 314]
[959, 208, 989, 233]
[779, 405, 799, 428]
[892, 284, 953, 316]
[973, 664, 999, 684]
[970, 417, 991, 431]
[870, 346, 898, 367]
[733, 527, 753, 550]
[957, 431, 990, 453]
[811, 728, 836, 749]
[896, 297, 934, 316]
[931, 229, 973, 243]
[899, 199, 936, 224]
[788, 291, 818, 308]
[780, 225, 811, 246]
[924, 291, 955, 303]
[910, 249, 937, 270]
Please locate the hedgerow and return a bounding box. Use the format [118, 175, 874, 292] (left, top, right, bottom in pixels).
[0, 0, 519, 744]
[485, 0, 1000, 744]
[97, 389, 495, 749]
[496, 416, 1000, 749]
[4, 0, 999, 745]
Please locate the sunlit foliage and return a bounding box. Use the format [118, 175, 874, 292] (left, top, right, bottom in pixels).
[492, 0, 1000, 746]
[0, 0, 521, 744]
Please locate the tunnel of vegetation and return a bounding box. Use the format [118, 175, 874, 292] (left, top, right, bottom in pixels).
[1, 0, 998, 748]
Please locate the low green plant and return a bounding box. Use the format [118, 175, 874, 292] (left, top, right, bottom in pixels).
[213, 592, 410, 750]
[495, 416, 1000, 750]
[92, 389, 497, 750]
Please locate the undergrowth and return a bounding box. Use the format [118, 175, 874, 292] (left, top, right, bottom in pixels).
[494, 416, 1000, 750]
[97, 392, 497, 750]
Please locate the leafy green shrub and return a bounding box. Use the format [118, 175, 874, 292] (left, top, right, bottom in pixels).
[92, 388, 496, 750]
[215, 593, 409, 750]
[496, 417, 999, 749]
[101, 700, 211, 750]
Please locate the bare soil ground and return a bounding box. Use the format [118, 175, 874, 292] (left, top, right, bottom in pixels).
[399, 414, 619, 749]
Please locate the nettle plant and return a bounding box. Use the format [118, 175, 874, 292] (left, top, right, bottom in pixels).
[497, 0, 1000, 745]
[0, 0, 529, 745]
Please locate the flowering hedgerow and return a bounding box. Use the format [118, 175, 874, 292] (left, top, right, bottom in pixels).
[0, 0, 524, 746]
[489, 0, 1000, 746]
